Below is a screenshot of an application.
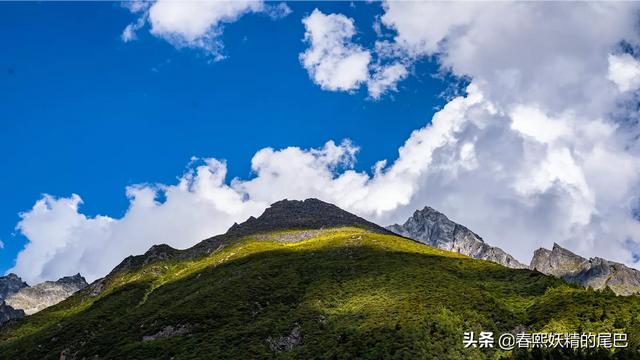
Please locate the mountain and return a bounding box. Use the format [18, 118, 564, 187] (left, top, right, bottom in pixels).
[1, 199, 639, 359]
[5, 274, 88, 316]
[387, 206, 526, 269]
[0, 274, 29, 326]
[108, 198, 395, 276]
[0, 273, 28, 299]
[530, 243, 640, 296]
[0, 274, 88, 325]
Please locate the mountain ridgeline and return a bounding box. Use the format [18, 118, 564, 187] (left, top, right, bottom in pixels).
[387, 206, 527, 269]
[531, 243, 640, 296]
[0, 199, 639, 359]
[108, 198, 396, 276]
[388, 205, 640, 297]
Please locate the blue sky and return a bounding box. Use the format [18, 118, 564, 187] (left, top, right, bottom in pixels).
[0, 2, 449, 275]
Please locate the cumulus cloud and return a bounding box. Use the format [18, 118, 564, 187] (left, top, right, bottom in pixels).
[609, 53, 640, 92]
[121, 0, 287, 59]
[10, 142, 362, 283]
[10, 2, 640, 283]
[300, 9, 409, 99]
[300, 9, 371, 92]
[370, 1, 640, 261]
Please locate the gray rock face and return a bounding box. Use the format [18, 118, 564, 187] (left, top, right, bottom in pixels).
[0, 273, 29, 326]
[142, 325, 189, 342]
[530, 243, 640, 296]
[0, 273, 28, 299]
[267, 324, 302, 353]
[5, 273, 88, 315]
[0, 300, 24, 325]
[387, 206, 526, 269]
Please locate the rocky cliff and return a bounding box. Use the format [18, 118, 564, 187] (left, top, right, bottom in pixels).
[0, 273, 28, 299]
[0, 273, 29, 326]
[387, 206, 526, 269]
[530, 243, 640, 296]
[0, 300, 24, 325]
[4, 273, 88, 315]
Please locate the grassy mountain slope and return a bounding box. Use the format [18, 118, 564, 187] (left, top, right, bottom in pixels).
[1, 227, 639, 359]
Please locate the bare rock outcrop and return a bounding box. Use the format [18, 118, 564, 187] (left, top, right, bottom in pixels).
[0, 300, 24, 326]
[142, 325, 189, 341]
[5, 273, 88, 315]
[0, 273, 28, 300]
[267, 324, 302, 353]
[530, 243, 640, 296]
[387, 206, 526, 269]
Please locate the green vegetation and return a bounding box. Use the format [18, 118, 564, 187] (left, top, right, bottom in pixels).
[1, 228, 639, 359]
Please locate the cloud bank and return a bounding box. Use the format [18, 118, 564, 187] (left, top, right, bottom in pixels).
[9, 2, 640, 283]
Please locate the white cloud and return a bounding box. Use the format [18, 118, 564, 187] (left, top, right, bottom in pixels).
[299, 9, 408, 98]
[121, 0, 287, 59]
[121, 14, 146, 43]
[369, 1, 640, 262]
[10, 2, 640, 283]
[608, 53, 640, 92]
[0, 239, 4, 249]
[380, 2, 640, 113]
[367, 63, 408, 99]
[300, 9, 371, 92]
[265, 2, 292, 20]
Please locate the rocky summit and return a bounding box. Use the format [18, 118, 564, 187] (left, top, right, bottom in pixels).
[0, 274, 29, 326]
[530, 243, 640, 296]
[5, 274, 88, 315]
[0, 273, 28, 300]
[387, 206, 526, 269]
[225, 198, 395, 237]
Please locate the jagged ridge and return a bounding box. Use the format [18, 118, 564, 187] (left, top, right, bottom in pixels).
[387, 206, 526, 269]
[5, 273, 88, 316]
[530, 243, 640, 296]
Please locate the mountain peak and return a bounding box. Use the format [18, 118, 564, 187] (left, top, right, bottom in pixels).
[112, 198, 395, 275]
[225, 198, 393, 237]
[530, 243, 640, 296]
[412, 205, 451, 222]
[0, 273, 29, 300]
[54, 273, 87, 287]
[1, 273, 89, 319]
[387, 205, 526, 269]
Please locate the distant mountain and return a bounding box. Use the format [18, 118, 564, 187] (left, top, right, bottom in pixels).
[1, 199, 639, 358]
[0, 273, 28, 326]
[0, 273, 88, 325]
[5, 274, 87, 315]
[531, 243, 640, 296]
[387, 206, 526, 269]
